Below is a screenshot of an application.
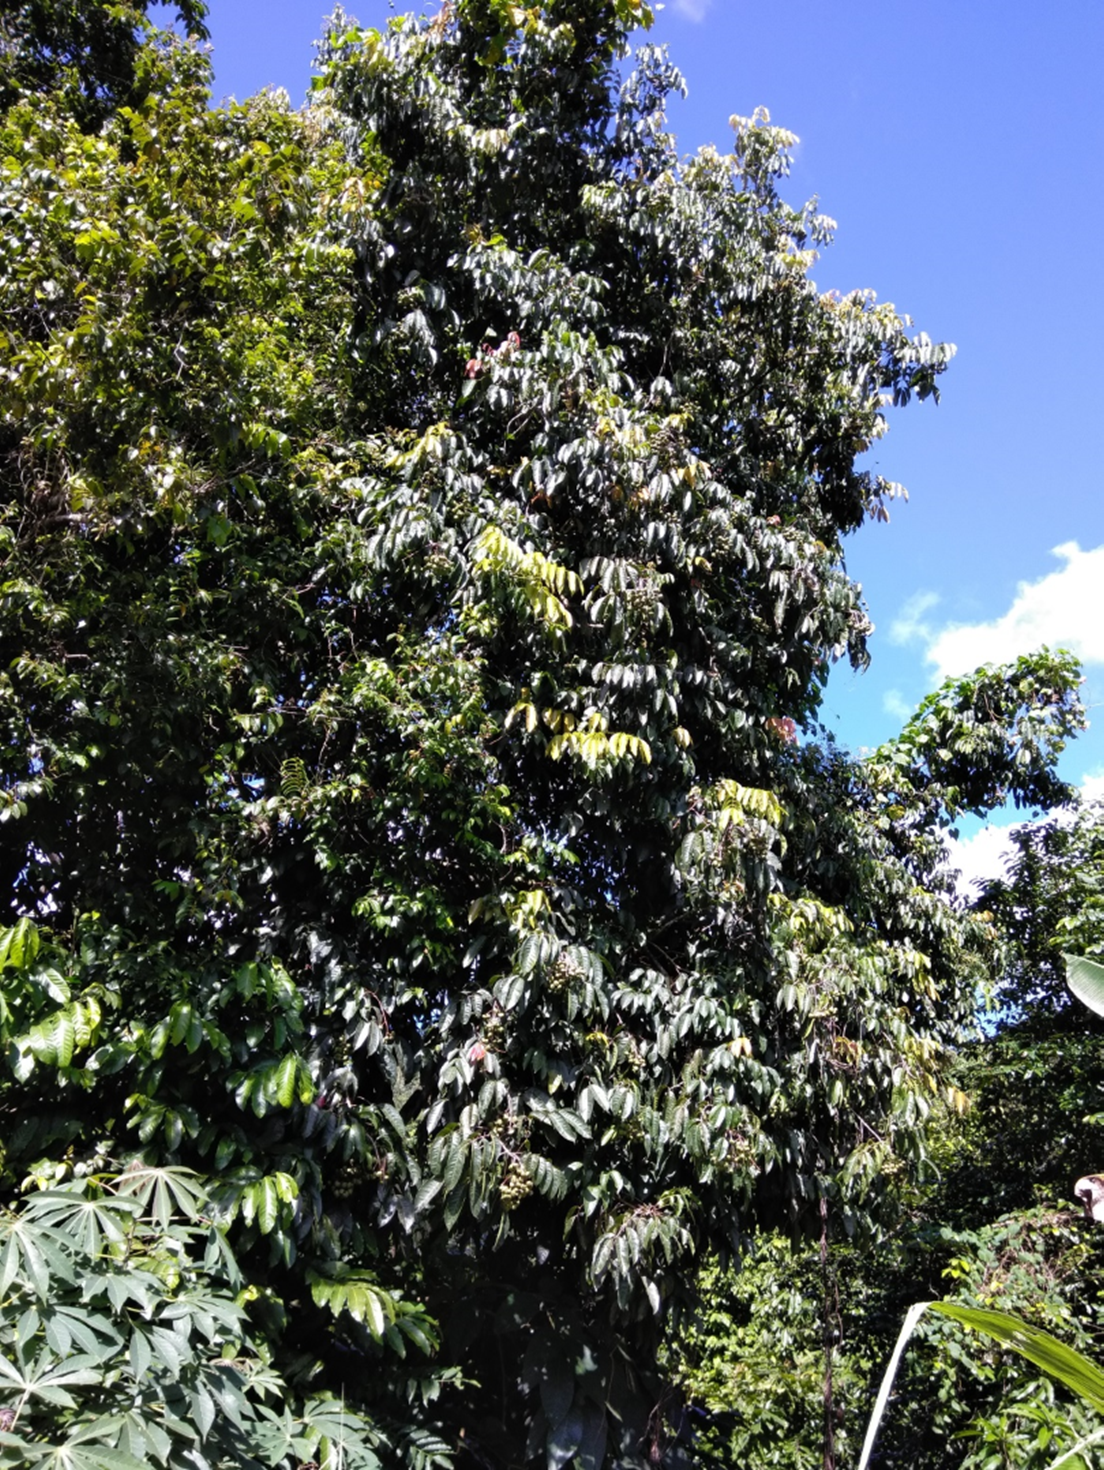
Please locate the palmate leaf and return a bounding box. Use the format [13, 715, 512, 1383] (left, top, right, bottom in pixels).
[0, 1215, 73, 1298]
[161, 1282, 249, 1344]
[13, 1415, 151, 1469]
[0, 1348, 103, 1405]
[253, 1396, 385, 1470]
[111, 1166, 207, 1228]
[295, 1396, 384, 1470]
[22, 1186, 139, 1259]
[98, 1265, 159, 1318]
[1064, 953, 1104, 1017]
[43, 1304, 124, 1359]
[0, 1437, 148, 1470]
[140, 1324, 189, 1378]
[112, 1407, 174, 1464]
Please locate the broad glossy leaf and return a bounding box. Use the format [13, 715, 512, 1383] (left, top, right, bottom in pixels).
[256, 1177, 279, 1235]
[273, 1052, 299, 1108]
[1064, 953, 1104, 1017]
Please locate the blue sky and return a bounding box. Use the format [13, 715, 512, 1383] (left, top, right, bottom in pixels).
[188, 0, 1104, 879]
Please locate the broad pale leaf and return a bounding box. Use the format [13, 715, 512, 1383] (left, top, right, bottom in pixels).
[1064, 953, 1104, 1018]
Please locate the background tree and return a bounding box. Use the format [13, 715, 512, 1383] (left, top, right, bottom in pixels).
[669, 796, 1104, 1469]
[0, 3, 1088, 1466]
[977, 797, 1104, 1025]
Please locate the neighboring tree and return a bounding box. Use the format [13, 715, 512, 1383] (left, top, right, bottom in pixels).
[0, 1, 209, 131]
[670, 794, 1104, 1470]
[977, 797, 1104, 1024]
[920, 798, 1104, 1237]
[0, 3, 1088, 1466]
[670, 1211, 1104, 1470]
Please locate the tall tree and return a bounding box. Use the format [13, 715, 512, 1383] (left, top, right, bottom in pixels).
[0, 3, 1086, 1465]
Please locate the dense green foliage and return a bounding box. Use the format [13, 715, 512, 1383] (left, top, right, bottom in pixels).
[0, 3, 1092, 1465]
[674, 1212, 1104, 1470]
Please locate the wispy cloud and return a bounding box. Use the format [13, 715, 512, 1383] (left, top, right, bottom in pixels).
[672, 0, 712, 19]
[910, 542, 1104, 682]
[882, 688, 914, 723]
[889, 590, 940, 649]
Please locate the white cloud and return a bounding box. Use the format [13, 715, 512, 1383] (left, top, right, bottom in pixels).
[945, 822, 1020, 898]
[920, 542, 1104, 682]
[672, 0, 712, 18]
[1082, 770, 1104, 803]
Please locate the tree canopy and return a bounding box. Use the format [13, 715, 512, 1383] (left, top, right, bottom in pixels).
[0, 3, 1088, 1466]
[0, 1, 209, 131]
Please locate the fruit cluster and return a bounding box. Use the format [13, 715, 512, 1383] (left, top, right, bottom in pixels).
[546, 950, 584, 994]
[498, 1161, 534, 1210]
[332, 1160, 367, 1200]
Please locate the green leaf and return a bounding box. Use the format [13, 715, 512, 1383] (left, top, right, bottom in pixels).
[442, 1131, 465, 1193]
[493, 973, 525, 1011]
[274, 1052, 299, 1108]
[128, 1329, 152, 1381]
[0, 918, 39, 972]
[190, 1378, 216, 1440]
[307, 1268, 390, 1339]
[255, 1177, 279, 1235]
[0, 1349, 104, 1402]
[147, 1326, 187, 1377]
[30, 1008, 75, 1067]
